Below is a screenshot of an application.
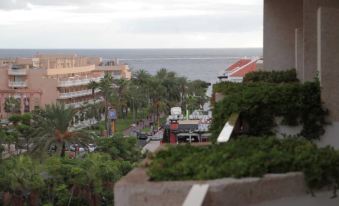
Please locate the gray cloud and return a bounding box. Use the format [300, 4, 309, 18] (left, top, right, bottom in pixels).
[0, 0, 95, 10]
[0, 0, 28, 10]
[119, 13, 262, 34]
[0, 0, 263, 48]
[0, 0, 261, 11]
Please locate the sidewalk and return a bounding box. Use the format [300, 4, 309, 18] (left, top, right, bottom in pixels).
[142, 130, 163, 153]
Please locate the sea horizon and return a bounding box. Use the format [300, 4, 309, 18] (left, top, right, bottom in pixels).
[0, 48, 263, 85]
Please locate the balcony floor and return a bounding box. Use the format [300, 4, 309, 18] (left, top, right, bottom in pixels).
[252, 191, 337, 206]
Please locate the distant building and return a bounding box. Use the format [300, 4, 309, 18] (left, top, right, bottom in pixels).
[218, 58, 261, 83]
[0, 54, 131, 119]
[263, 0, 339, 148]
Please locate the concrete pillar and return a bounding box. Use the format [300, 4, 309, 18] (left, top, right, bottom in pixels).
[263, 0, 303, 71]
[317, 7, 339, 122]
[295, 28, 304, 81]
[302, 0, 339, 82]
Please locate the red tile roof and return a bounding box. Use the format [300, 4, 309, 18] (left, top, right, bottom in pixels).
[230, 60, 257, 77]
[226, 59, 251, 72]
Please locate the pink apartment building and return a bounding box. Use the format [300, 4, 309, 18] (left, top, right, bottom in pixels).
[0, 54, 131, 119]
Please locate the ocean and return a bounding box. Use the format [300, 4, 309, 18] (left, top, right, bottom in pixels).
[0, 48, 262, 85]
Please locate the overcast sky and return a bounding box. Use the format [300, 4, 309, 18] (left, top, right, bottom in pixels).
[0, 0, 263, 48]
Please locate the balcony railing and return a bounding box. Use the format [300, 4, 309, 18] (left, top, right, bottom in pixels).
[65, 98, 104, 109]
[58, 89, 100, 99]
[8, 81, 27, 88]
[8, 69, 28, 75]
[58, 76, 103, 87]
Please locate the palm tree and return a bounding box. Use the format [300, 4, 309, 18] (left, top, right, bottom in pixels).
[88, 80, 99, 97]
[31, 104, 93, 157]
[85, 102, 104, 125]
[177, 77, 188, 107]
[148, 78, 166, 128]
[113, 79, 130, 119]
[93, 73, 115, 136]
[133, 69, 151, 87]
[88, 73, 116, 136]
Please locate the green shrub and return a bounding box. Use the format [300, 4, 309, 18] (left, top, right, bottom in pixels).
[95, 135, 142, 163]
[211, 80, 327, 140]
[243, 69, 298, 83]
[8, 114, 22, 124]
[148, 137, 339, 192]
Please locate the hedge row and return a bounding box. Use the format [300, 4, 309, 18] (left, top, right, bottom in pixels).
[243, 69, 299, 83]
[148, 137, 339, 192]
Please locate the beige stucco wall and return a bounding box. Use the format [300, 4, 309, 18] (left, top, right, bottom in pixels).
[87, 57, 102, 66]
[15, 58, 33, 68]
[0, 66, 9, 89]
[96, 65, 132, 80]
[302, 0, 339, 82]
[317, 7, 339, 122]
[46, 65, 95, 76]
[263, 0, 303, 71]
[28, 69, 59, 107]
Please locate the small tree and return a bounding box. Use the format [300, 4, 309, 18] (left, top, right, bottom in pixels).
[89, 73, 115, 136]
[31, 103, 94, 157]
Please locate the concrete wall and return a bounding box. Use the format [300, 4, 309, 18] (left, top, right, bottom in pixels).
[295, 28, 304, 81]
[115, 166, 307, 206]
[319, 122, 339, 149]
[302, 0, 339, 82]
[317, 7, 339, 121]
[263, 0, 303, 71]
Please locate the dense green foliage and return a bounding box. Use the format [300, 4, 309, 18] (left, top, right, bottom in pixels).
[243, 69, 298, 83]
[129, 69, 209, 127]
[0, 68, 209, 205]
[148, 137, 339, 191]
[0, 153, 132, 206]
[30, 104, 95, 158]
[0, 136, 141, 206]
[96, 135, 141, 163]
[211, 71, 327, 140]
[88, 69, 209, 133]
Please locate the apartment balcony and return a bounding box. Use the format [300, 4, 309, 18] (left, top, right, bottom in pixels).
[8, 68, 28, 76]
[8, 81, 28, 88]
[58, 76, 103, 87]
[65, 98, 104, 109]
[58, 89, 100, 100]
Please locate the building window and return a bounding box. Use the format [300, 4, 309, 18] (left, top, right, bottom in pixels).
[24, 97, 30, 113]
[4, 97, 21, 113]
[34, 97, 40, 109]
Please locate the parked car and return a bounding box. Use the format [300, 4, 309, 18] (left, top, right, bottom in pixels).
[137, 132, 150, 147]
[88, 144, 97, 152]
[149, 135, 163, 141]
[69, 144, 85, 152]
